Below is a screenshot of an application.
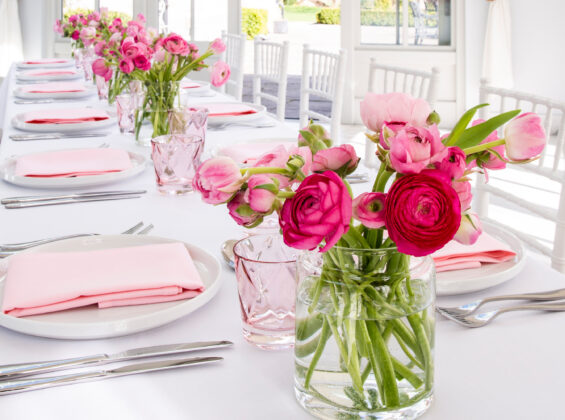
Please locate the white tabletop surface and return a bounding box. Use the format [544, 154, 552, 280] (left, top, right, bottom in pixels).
[0, 64, 564, 420]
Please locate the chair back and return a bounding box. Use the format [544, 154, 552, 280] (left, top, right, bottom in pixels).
[221, 31, 246, 101]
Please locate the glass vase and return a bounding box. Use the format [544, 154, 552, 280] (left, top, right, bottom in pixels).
[294, 247, 435, 420]
[135, 80, 181, 140]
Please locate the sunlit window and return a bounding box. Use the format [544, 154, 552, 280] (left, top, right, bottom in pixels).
[62, 0, 133, 21]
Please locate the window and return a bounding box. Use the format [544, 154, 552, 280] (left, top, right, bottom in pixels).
[360, 0, 451, 46]
[62, 0, 133, 21]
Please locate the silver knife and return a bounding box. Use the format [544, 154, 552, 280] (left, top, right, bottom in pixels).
[14, 99, 89, 105]
[2, 190, 147, 205]
[0, 341, 232, 379]
[0, 356, 223, 395]
[4, 195, 144, 209]
[10, 133, 108, 141]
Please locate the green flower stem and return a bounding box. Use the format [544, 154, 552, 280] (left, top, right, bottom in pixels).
[240, 167, 288, 176]
[277, 191, 296, 199]
[391, 357, 423, 389]
[407, 313, 433, 390]
[392, 329, 424, 370]
[463, 138, 506, 155]
[358, 320, 385, 398]
[303, 318, 331, 388]
[296, 313, 324, 341]
[373, 169, 395, 193]
[295, 332, 322, 358]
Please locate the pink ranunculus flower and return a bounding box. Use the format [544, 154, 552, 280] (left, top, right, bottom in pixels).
[119, 59, 134, 74]
[53, 19, 63, 35]
[389, 124, 447, 175]
[384, 169, 461, 256]
[252, 145, 291, 187]
[434, 146, 466, 180]
[353, 192, 387, 229]
[210, 38, 226, 54]
[211, 61, 231, 87]
[311, 144, 360, 177]
[279, 171, 352, 252]
[360, 92, 432, 133]
[468, 119, 507, 171]
[79, 27, 96, 46]
[452, 179, 472, 212]
[504, 112, 546, 161]
[244, 175, 278, 213]
[153, 48, 166, 63]
[91, 58, 112, 81]
[227, 192, 262, 227]
[69, 15, 79, 26]
[94, 41, 107, 57]
[146, 27, 158, 41]
[109, 32, 122, 47]
[162, 33, 190, 56]
[133, 54, 151, 71]
[379, 121, 406, 150]
[71, 30, 80, 41]
[193, 157, 243, 204]
[454, 212, 482, 245]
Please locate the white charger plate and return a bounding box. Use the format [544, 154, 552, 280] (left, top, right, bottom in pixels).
[16, 59, 74, 69]
[0, 235, 222, 339]
[13, 84, 96, 100]
[206, 103, 266, 125]
[0, 149, 146, 189]
[214, 137, 297, 164]
[436, 221, 526, 296]
[11, 109, 116, 133]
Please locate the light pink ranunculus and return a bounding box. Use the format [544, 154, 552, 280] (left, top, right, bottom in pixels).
[193, 157, 243, 204]
[244, 175, 278, 213]
[353, 192, 387, 229]
[379, 121, 406, 150]
[210, 61, 231, 87]
[210, 38, 226, 54]
[94, 41, 107, 57]
[311, 144, 360, 177]
[153, 48, 166, 63]
[454, 212, 482, 245]
[79, 27, 96, 46]
[119, 59, 134, 74]
[92, 58, 112, 81]
[162, 33, 190, 56]
[53, 19, 63, 35]
[227, 192, 262, 227]
[504, 112, 546, 161]
[434, 146, 466, 180]
[146, 27, 158, 41]
[389, 125, 447, 175]
[452, 179, 472, 212]
[360, 92, 432, 133]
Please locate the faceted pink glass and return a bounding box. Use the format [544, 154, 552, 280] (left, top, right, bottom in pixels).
[151, 134, 204, 195]
[233, 234, 298, 350]
[116, 94, 136, 134]
[95, 75, 108, 100]
[167, 106, 208, 138]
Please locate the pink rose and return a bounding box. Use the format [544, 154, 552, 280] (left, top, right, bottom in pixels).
[162, 34, 190, 56]
[279, 171, 352, 252]
[360, 92, 432, 133]
[504, 112, 546, 161]
[468, 119, 507, 171]
[389, 125, 447, 175]
[133, 54, 151, 71]
[210, 61, 230, 87]
[311, 144, 360, 177]
[193, 157, 243, 204]
[353, 192, 386, 229]
[454, 212, 482, 245]
[119, 59, 134, 74]
[385, 169, 461, 256]
[244, 175, 278, 213]
[227, 192, 262, 227]
[91, 58, 112, 81]
[434, 146, 466, 180]
[210, 38, 226, 54]
[452, 180, 472, 211]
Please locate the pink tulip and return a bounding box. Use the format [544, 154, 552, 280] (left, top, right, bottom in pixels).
[92, 58, 112, 82]
[192, 157, 243, 204]
[210, 61, 231, 87]
[244, 175, 278, 213]
[353, 192, 387, 228]
[389, 125, 447, 175]
[227, 192, 262, 227]
[119, 59, 134, 74]
[504, 112, 546, 161]
[252, 145, 291, 187]
[452, 180, 472, 212]
[210, 38, 226, 54]
[454, 212, 482, 245]
[434, 146, 466, 180]
[162, 33, 190, 56]
[311, 144, 360, 176]
[360, 92, 432, 133]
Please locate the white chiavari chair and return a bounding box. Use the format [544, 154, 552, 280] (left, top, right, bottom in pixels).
[253, 37, 289, 121]
[221, 31, 246, 101]
[299, 45, 347, 143]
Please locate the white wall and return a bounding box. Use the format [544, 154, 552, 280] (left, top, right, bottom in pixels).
[18, 0, 46, 59]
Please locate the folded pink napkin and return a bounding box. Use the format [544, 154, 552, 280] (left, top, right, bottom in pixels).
[433, 232, 516, 272]
[219, 142, 296, 164]
[15, 148, 132, 178]
[23, 108, 110, 124]
[24, 69, 78, 77]
[24, 59, 69, 65]
[2, 242, 205, 317]
[205, 103, 257, 117]
[181, 81, 202, 89]
[21, 82, 86, 94]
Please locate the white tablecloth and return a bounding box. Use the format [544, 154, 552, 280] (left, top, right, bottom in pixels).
[0, 65, 564, 420]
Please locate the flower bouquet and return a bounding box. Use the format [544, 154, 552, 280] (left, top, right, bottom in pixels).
[193, 93, 546, 418]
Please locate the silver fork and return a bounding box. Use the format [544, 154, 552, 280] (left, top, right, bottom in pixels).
[436, 288, 565, 318]
[439, 301, 565, 328]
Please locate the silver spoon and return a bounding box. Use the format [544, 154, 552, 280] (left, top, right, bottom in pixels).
[221, 239, 237, 270]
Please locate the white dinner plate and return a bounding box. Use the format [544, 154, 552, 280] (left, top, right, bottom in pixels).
[0, 149, 146, 189]
[0, 235, 222, 339]
[181, 79, 211, 94]
[436, 221, 526, 296]
[13, 84, 96, 100]
[214, 137, 297, 164]
[11, 108, 116, 133]
[16, 69, 82, 81]
[16, 59, 74, 69]
[206, 103, 267, 126]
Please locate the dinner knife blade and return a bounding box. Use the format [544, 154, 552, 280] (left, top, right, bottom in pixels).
[2, 190, 147, 204]
[3, 195, 143, 209]
[9, 133, 108, 141]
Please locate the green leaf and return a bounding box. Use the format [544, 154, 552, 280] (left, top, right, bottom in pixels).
[455, 109, 520, 149]
[444, 103, 489, 146]
[253, 183, 279, 194]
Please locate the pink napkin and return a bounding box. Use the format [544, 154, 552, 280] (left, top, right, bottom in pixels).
[433, 232, 516, 272]
[205, 103, 257, 117]
[1, 242, 205, 317]
[23, 108, 110, 124]
[181, 81, 202, 89]
[14, 148, 133, 178]
[24, 69, 78, 77]
[219, 141, 296, 164]
[21, 82, 86, 94]
[24, 59, 68, 65]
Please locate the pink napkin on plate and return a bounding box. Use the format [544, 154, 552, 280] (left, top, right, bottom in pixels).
[21, 82, 86, 94]
[432, 232, 516, 272]
[219, 141, 296, 164]
[23, 108, 110, 124]
[1, 242, 205, 317]
[24, 59, 69, 65]
[205, 103, 257, 117]
[181, 81, 202, 89]
[14, 148, 133, 178]
[24, 69, 78, 77]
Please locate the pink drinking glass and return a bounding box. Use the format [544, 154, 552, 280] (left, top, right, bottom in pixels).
[233, 234, 298, 350]
[116, 94, 136, 134]
[95, 75, 108, 100]
[151, 134, 204, 195]
[167, 106, 208, 138]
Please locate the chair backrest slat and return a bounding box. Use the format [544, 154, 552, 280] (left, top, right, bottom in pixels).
[221, 31, 246, 101]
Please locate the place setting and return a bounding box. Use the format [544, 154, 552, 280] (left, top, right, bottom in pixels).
[16, 68, 82, 82]
[13, 81, 96, 104]
[10, 107, 116, 133]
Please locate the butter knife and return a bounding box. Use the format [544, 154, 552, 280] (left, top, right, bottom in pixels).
[0, 356, 223, 395]
[0, 340, 232, 379]
[10, 133, 108, 141]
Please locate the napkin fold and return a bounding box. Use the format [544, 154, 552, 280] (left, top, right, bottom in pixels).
[24, 59, 69, 65]
[181, 81, 202, 89]
[2, 242, 206, 317]
[219, 141, 296, 164]
[433, 232, 516, 272]
[14, 148, 133, 178]
[23, 69, 78, 77]
[23, 108, 110, 124]
[21, 82, 86, 94]
[205, 103, 257, 117]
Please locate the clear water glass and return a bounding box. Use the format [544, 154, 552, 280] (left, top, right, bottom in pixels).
[116, 94, 136, 134]
[151, 134, 204, 195]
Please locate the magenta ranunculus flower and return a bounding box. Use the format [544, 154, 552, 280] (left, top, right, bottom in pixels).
[384, 170, 461, 256]
[360, 92, 432, 133]
[162, 33, 190, 56]
[353, 192, 387, 229]
[452, 179, 472, 211]
[92, 58, 112, 81]
[504, 112, 546, 161]
[389, 125, 447, 175]
[312, 144, 360, 177]
[434, 146, 466, 180]
[71, 30, 80, 40]
[279, 171, 352, 252]
[454, 212, 482, 245]
[192, 157, 243, 204]
[210, 61, 231, 87]
[119, 59, 134, 74]
[244, 174, 278, 213]
[133, 54, 151, 71]
[210, 38, 226, 54]
[227, 192, 262, 227]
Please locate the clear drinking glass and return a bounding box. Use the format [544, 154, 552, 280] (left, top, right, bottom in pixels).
[167, 106, 208, 138]
[151, 134, 204, 195]
[233, 234, 299, 350]
[116, 94, 137, 134]
[95, 75, 108, 100]
[80, 47, 95, 82]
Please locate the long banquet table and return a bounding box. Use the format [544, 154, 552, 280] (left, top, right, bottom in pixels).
[0, 64, 564, 420]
